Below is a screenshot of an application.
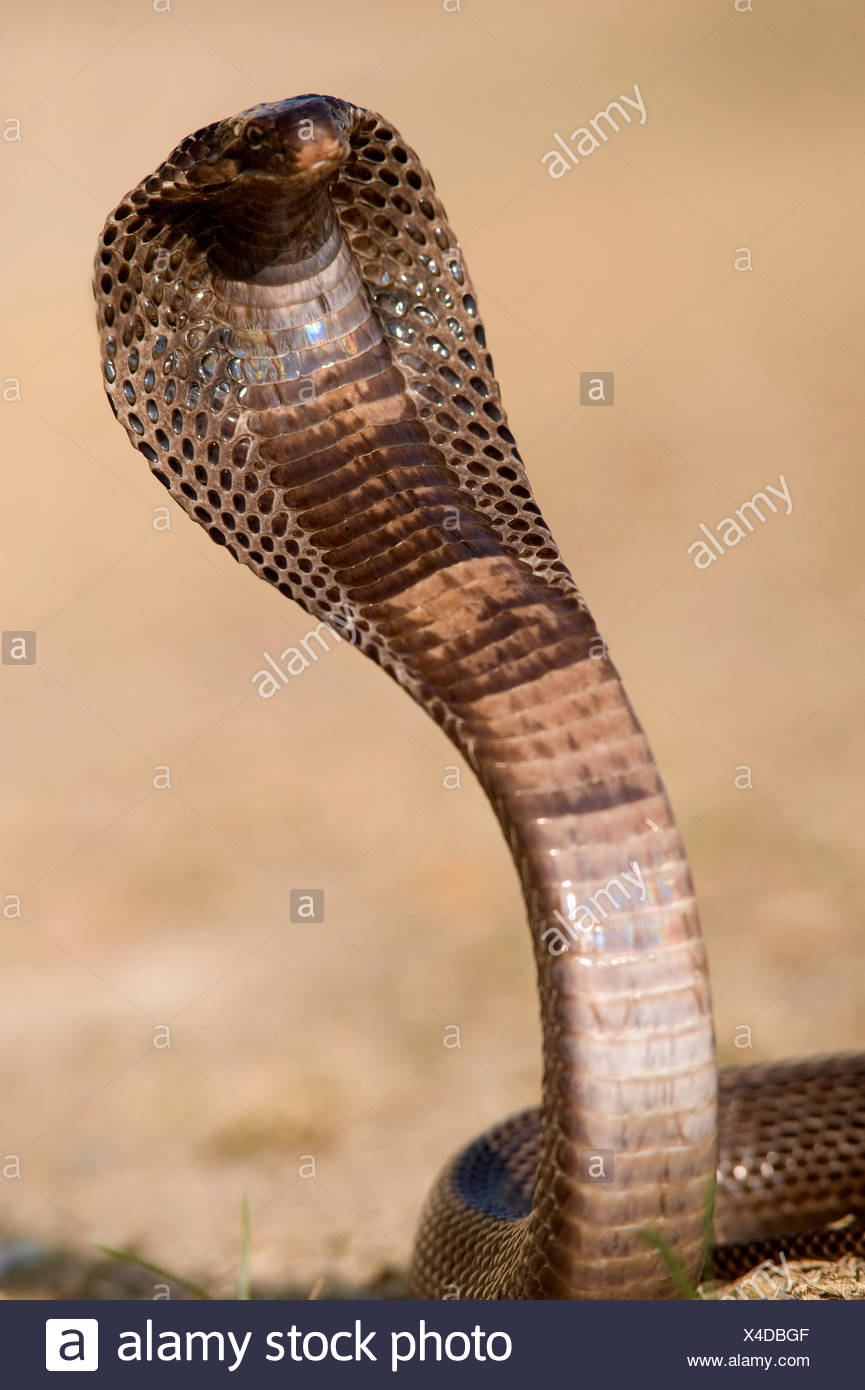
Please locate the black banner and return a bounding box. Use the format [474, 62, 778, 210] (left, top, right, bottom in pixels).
[8, 1297, 856, 1386]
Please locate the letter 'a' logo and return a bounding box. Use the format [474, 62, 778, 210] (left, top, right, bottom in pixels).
[45, 1319, 99, 1371]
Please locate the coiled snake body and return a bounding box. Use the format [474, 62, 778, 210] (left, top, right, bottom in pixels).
[94, 95, 865, 1298]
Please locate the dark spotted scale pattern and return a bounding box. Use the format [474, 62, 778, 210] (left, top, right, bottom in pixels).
[95, 95, 865, 1299]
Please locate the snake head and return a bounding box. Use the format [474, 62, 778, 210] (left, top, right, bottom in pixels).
[165, 96, 357, 201]
[226, 96, 353, 188]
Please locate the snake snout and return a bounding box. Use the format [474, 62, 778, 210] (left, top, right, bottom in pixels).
[239, 97, 350, 181]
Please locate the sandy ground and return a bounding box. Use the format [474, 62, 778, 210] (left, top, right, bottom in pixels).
[1, 0, 864, 1298]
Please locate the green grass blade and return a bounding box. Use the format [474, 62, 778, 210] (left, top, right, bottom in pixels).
[237, 1195, 251, 1301]
[95, 1243, 212, 1301]
[638, 1228, 699, 1300]
[700, 1174, 718, 1289]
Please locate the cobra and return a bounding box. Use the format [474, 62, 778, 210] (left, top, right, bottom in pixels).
[93, 95, 865, 1299]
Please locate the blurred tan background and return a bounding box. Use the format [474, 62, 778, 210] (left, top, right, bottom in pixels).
[1, 0, 864, 1297]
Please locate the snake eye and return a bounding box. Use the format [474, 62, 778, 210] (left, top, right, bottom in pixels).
[245, 124, 265, 149]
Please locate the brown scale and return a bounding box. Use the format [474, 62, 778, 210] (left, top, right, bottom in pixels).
[95, 95, 865, 1300]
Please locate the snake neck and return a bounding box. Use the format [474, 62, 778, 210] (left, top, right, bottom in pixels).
[211, 184, 338, 279]
[373, 556, 717, 1297]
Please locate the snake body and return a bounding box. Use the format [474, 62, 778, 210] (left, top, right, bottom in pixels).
[94, 95, 865, 1298]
